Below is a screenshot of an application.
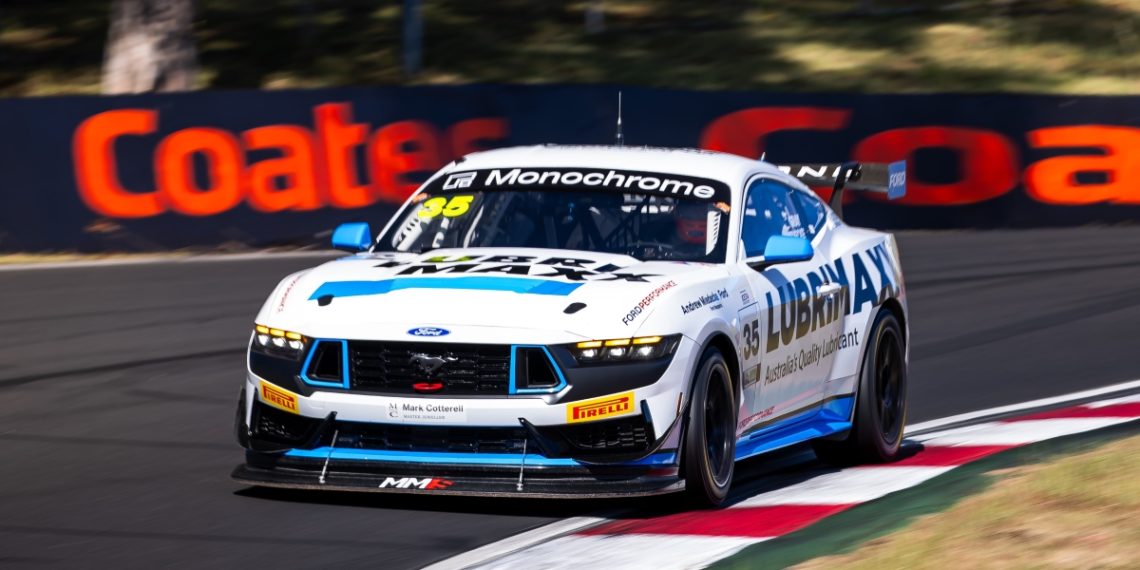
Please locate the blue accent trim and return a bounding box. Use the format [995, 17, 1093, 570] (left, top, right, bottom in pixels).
[508, 345, 569, 395]
[331, 222, 372, 252]
[308, 277, 583, 300]
[299, 339, 351, 389]
[284, 447, 677, 467]
[819, 394, 856, 422]
[887, 160, 907, 199]
[733, 396, 855, 462]
[762, 235, 814, 263]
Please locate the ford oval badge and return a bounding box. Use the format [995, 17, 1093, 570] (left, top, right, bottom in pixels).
[408, 327, 450, 337]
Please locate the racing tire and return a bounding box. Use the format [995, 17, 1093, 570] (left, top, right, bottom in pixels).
[813, 310, 907, 465]
[682, 346, 737, 508]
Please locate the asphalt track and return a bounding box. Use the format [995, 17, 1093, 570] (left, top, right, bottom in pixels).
[1, 226, 1139, 569]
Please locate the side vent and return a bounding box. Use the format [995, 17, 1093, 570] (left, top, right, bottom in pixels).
[515, 347, 561, 390]
[306, 341, 344, 383]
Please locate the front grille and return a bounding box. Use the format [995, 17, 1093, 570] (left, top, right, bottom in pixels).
[334, 421, 529, 454]
[347, 341, 511, 395]
[557, 416, 653, 454]
[253, 403, 320, 445]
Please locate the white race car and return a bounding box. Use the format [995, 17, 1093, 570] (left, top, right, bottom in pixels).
[233, 145, 909, 506]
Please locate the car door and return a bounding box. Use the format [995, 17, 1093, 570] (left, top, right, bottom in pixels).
[736, 177, 845, 435]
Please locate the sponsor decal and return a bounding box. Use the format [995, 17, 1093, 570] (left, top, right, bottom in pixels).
[567, 391, 636, 423]
[378, 477, 454, 490]
[740, 289, 751, 305]
[680, 288, 729, 315]
[275, 275, 301, 313]
[376, 254, 654, 283]
[764, 243, 898, 353]
[72, 103, 508, 218]
[259, 381, 299, 414]
[443, 171, 477, 190]
[386, 399, 468, 423]
[738, 405, 774, 429]
[764, 328, 860, 385]
[408, 326, 450, 337]
[425, 168, 731, 202]
[622, 280, 678, 325]
[743, 365, 761, 388]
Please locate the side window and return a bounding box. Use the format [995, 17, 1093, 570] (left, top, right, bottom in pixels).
[791, 190, 827, 239]
[741, 179, 805, 257]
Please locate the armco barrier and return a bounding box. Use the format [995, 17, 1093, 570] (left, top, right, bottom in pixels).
[1, 85, 1138, 251]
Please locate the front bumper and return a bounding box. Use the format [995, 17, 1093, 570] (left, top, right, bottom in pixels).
[233, 336, 699, 496]
[233, 396, 686, 497]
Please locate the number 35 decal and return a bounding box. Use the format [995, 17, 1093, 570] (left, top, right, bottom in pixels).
[741, 318, 761, 360]
[418, 195, 474, 219]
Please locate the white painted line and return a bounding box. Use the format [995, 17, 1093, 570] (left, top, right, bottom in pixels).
[733, 466, 954, 507]
[0, 250, 341, 272]
[1086, 392, 1140, 408]
[423, 516, 608, 570]
[469, 534, 765, 570]
[913, 417, 1135, 446]
[906, 378, 1140, 434]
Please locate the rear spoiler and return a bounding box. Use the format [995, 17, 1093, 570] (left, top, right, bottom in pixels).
[775, 160, 906, 221]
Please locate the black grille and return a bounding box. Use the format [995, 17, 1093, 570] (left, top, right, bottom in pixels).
[347, 341, 511, 395]
[558, 416, 652, 453]
[253, 403, 320, 445]
[335, 421, 529, 454]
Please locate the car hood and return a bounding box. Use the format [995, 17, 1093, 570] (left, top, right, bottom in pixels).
[259, 248, 726, 343]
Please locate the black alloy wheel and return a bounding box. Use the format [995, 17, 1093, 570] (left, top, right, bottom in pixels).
[813, 310, 908, 465]
[682, 346, 737, 507]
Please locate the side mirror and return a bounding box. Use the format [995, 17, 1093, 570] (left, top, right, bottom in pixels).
[746, 235, 813, 270]
[331, 222, 372, 252]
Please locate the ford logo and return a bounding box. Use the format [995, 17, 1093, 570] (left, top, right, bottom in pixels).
[408, 327, 450, 337]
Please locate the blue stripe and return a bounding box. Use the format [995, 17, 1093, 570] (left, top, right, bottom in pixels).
[285, 447, 677, 467]
[733, 396, 855, 462]
[308, 277, 582, 300]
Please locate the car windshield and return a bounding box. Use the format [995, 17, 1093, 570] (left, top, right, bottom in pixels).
[374, 188, 731, 263]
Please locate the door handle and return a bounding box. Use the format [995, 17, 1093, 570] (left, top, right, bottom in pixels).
[817, 283, 843, 298]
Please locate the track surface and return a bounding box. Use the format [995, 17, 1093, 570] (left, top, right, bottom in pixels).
[2, 227, 1138, 568]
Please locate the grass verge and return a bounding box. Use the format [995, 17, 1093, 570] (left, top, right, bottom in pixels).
[712, 421, 1140, 570]
[793, 431, 1140, 569]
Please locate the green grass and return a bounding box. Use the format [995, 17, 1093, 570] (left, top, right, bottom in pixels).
[793, 433, 1140, 570]
[3, 0, 1140, 96]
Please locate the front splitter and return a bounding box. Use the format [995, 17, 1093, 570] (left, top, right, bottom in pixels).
[232, 457, 685, 499]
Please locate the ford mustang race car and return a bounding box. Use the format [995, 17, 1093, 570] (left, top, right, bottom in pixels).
[233, 145, 909, 506]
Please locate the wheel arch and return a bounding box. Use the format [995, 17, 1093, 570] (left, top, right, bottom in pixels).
[701, 332, 741, 405]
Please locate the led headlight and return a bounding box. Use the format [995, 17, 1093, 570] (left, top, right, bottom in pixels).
[251, 324, 308, 359]
[567, 335, 680, 365]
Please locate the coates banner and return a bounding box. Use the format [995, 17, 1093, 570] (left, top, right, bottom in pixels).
[1, 85, 1138, 251]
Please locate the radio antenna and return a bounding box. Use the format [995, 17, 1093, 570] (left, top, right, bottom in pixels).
[615, 91, 624, 146]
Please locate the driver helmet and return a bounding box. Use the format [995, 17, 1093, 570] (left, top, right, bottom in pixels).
[674, 201, 708, 244]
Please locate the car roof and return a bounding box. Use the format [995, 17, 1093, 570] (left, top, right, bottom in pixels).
[453, 145, 785, 189]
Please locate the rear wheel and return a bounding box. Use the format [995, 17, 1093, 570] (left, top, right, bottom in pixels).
[813, 310, 907, 465]
[682, 346, 737, 507]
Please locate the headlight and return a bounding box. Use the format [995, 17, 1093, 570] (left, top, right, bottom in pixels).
[251, 324, 308, 359]
[566, 334, 681, 365]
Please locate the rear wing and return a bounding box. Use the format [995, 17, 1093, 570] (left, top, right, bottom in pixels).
[775, 161, 906, 220]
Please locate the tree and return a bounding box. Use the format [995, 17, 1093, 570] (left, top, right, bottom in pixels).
[102, 0, 198, 94]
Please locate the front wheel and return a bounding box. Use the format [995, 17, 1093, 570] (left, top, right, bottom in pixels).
[813, 309, 907, 465]
[682, 346, 737, 508]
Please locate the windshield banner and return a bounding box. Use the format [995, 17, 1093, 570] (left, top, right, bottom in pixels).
[428, 168, 731, 203]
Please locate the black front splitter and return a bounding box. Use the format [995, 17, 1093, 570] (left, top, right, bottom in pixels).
[232, 457, 685, 499]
